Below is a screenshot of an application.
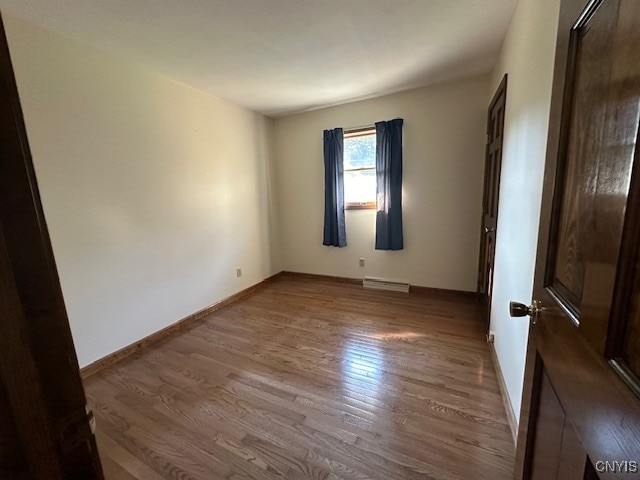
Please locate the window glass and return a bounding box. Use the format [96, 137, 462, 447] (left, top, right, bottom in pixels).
[344, 132, 376, 208]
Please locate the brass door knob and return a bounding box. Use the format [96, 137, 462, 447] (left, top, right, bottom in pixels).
[509, 300, 542, 324]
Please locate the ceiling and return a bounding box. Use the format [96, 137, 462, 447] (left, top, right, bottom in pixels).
[0, 0, 517, 117]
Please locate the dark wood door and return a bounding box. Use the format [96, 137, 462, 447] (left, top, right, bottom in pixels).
[478, 75, 507, 324]
[514, 0, 640, 478]
[0, 13, 104, 479]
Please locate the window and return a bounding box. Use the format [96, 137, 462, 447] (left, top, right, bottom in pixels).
[343, 127, 376, 209]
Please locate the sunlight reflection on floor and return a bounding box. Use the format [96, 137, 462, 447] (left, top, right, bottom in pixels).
[342, 338, 384, 392]
[367, 332, 427, 340]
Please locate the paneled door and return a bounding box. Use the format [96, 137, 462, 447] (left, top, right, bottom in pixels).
[0, 13, 103, 478]
[512, 0, 640, 478]
[478, 75, 507, 325]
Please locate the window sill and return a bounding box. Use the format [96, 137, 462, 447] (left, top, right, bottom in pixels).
[346, 202, 376, 210]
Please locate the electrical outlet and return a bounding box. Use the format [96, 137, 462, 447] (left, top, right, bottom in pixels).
[359, 258, 365, 267]
[236, 268, 242, 278]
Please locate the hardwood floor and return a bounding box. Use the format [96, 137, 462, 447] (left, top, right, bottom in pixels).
[85, 275, 515, 480]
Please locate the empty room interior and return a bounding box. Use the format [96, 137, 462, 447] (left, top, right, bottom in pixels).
[2, 0, 640, 479]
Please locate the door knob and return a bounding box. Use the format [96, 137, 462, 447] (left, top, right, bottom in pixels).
[484, 226, 495, 233]
[509, 300, 542, 324]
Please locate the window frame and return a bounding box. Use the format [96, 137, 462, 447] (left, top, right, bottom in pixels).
[343, 126, 376, 210]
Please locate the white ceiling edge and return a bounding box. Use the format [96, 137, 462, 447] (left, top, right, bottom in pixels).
[0, 0, 517, 117]
[277, 64, 494, 118]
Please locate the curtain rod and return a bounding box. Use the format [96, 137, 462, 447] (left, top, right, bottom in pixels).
[344, 123, 375, 132]
[341, 118, 402, 133]
[343, 124, 376, 136]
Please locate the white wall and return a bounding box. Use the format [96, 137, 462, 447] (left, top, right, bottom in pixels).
[4, 14, 280, 367]
[488, 0, 560, 421]
[273, 75, 490, 291]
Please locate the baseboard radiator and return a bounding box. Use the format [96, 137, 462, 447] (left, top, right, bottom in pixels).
[362, 276, 410, 293]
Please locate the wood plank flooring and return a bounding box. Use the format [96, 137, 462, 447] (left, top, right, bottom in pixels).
[84, 275, 515, 480]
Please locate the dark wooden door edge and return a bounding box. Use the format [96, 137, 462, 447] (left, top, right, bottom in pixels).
[0, 226, 61, 477]
[489, 74, 508, 113]
[0, 12, 103, 477]
[477, 74, 508, 324]
[515, 0, 640, 476]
